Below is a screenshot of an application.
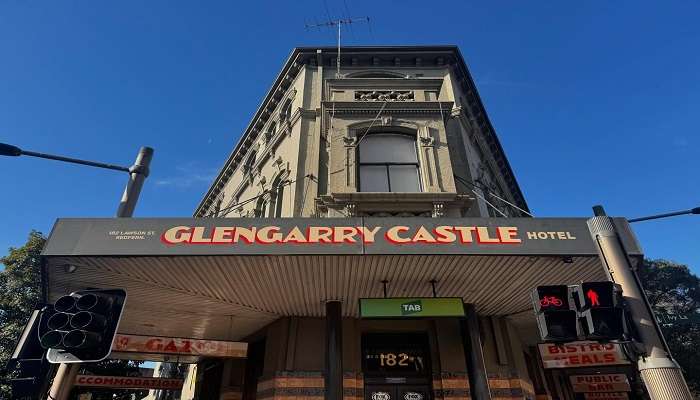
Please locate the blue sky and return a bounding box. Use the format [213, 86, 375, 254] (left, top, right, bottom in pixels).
[1, 1, 698, 273]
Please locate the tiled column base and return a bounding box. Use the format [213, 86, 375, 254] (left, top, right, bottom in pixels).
[343, 372, 364, 400]
[433, 372, 471, 400]
[488, 374, 535, 400]
[257, 371, 325, 400]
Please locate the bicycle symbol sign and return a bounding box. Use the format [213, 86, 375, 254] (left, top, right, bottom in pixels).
[540, 296, 563, 307]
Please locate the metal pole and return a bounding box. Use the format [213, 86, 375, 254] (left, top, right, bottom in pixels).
[46, 146, 153, 399]
[117, 146, 154, 217]
[47, 364, 79, 400]
[588, 205, 692, 400]
[20, 150, 131, 173]
[628, 206, 700, 223]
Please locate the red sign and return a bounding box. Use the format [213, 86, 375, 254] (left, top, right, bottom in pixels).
[583, 393, 629, 400]
[538, 341, 630, 368]
[570, 374, 631, 393]
[75, 375, 184, 390]
[160, 225, 525, 245]
[112, 334, 247, 358]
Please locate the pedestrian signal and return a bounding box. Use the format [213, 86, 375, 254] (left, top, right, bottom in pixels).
[39, 289, 127, 363]
[577, 281, 625, 340]
[532, 285, 579, 342]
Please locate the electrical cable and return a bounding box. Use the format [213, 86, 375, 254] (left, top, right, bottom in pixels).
[471, 187, 508, 218]
[454, 174, 532, 217]
[353, 101, 388, 148]
[210, 175, 313, 218]
[454, 174, 507, 217]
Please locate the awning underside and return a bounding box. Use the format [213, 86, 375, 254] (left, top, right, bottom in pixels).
[45, 254, 606, 341]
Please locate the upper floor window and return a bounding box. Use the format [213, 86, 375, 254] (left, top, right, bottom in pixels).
[280, 99, 292, 122]
[265, 122, 276, 141]
[243, 151, 257, 173]
[358, 133, 420, 192]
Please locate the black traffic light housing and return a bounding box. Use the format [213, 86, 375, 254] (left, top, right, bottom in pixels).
[39, 288, 126, 363]
[532, 285, 579, 342]
[577, 281, 625, 340]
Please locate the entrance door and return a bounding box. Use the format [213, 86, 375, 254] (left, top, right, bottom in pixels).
[365, 384, 431, 400]
[362, 333, 432, 400]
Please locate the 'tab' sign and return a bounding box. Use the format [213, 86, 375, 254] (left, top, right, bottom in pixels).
[360, 298, 464, 318]
[401, 300, 423, 315]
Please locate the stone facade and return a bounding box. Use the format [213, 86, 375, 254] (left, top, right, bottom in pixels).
[192, 46, 548, 400]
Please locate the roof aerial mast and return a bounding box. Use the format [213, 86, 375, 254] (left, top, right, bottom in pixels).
[305, 17, 370, 78]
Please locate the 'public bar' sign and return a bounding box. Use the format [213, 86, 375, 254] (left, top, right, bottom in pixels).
[570, 374, 631, 393]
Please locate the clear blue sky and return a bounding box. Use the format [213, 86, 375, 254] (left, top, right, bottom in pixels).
[1, 1, 698, 273]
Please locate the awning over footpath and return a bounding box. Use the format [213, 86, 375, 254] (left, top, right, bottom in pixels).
[41, 217, 642, 343]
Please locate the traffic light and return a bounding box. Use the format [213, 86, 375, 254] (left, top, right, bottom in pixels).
[39, 289, 127, 363]
[578, 281, 625, 340]
[532, 285, 579, 342]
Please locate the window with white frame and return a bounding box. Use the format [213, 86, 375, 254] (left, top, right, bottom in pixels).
[358, 133, 421, 192]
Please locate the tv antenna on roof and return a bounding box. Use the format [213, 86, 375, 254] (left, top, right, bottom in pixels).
[305, 17, 370, 79]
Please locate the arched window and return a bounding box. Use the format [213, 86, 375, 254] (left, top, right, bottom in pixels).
[265, 122, 276, 141]
[280, 99, 292, 122]
[243, 151, 257, 173]
[270, 177, 286, 217]
[358, 133, 420, 192]
[254, 197, 268, 217]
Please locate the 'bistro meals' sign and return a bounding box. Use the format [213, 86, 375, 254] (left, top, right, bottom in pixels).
[538, 341, 631, 369]
[42, 217, 642, 257]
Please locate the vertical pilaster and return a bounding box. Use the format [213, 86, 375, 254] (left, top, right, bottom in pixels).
[325, 301, 343, 400]
[460, 304, 491, 400]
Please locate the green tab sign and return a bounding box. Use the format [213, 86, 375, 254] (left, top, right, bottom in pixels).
[359, 298, 465, 318]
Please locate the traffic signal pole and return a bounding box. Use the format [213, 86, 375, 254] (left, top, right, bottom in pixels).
[588, 206, 692, 400]
[46, 147, 153, 400]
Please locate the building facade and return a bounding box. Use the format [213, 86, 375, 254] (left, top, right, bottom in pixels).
[191, 46, 549, 400]
[40, 46, 645, 400]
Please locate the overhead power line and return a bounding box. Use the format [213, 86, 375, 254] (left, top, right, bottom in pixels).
[454, 174, 532, 218]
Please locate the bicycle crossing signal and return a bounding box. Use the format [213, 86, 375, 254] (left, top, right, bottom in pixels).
[39, 289, 127, 363]
[532, 285, 579, 342]
[533, 282, 627, 343]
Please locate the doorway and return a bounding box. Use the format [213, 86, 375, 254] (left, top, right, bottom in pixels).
[362, 333, 432, 400]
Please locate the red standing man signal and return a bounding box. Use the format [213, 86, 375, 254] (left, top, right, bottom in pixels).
[586, 289, 600, 307]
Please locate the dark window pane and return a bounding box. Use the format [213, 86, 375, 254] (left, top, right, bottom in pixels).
[359, 134, 417, 163]
[388, 165, 420, 192]
[360, 165, 389, 192]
